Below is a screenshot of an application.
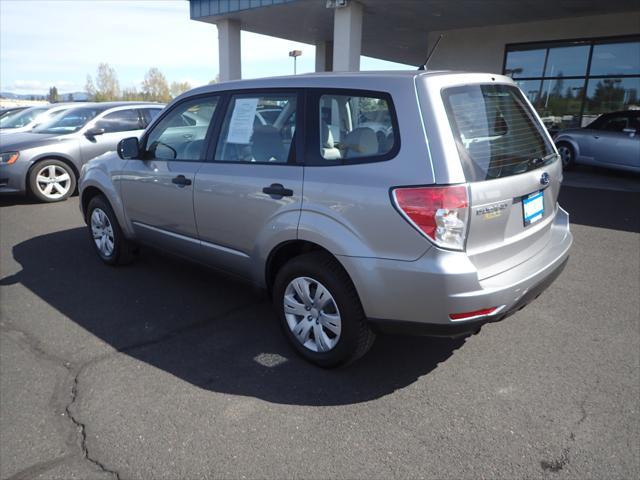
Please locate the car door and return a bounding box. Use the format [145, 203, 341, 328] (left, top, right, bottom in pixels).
[119, 96, 220, 256]
[80, 108, 145, 163]
[194, 91, 304, 278]
[590, 113, 640, 168]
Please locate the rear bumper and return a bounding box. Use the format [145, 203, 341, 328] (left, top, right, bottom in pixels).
[338, 206, 572, 336]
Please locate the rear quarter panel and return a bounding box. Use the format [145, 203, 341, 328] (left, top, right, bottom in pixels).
[298, 76, 436, 261]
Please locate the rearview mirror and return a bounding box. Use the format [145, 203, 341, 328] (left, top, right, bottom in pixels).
[117, 137, 140, 159]
[85, 127, 105, 137]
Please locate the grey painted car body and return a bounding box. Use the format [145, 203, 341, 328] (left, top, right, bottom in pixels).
[554, 112, 640, 173]
[0, 102, 163, 195]
[80, 71, 572, 330]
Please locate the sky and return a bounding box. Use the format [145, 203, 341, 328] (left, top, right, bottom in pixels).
[0, 0, 411, 95]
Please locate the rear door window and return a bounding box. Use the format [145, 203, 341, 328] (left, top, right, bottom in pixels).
[317, 93, 396, 162]
[95, 109, 143, 133]
[443, 84, 555, 181]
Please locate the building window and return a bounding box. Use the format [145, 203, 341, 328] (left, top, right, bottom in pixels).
[504, 36, 640, 134]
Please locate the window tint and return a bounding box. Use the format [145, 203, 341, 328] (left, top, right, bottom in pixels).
[0, 107, 47, 128]
[590, 41, 640, 76]
[443, 84, 555, 181]
[590, 114, 637, 132]
[504, 49, 545, 78]
[319, 94, 395, 161]
[95, 109, 142, 133]
[145, 97, 218, 161]
[582, 77, 640, 125]
[536, 78, 585, 130]
[33, 107, 107, 134]
[140, 108, 162, 127]
[544, 45, 589, 77]
[214, 94, 296, 163]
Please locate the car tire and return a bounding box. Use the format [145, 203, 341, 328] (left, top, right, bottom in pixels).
[556, 142, 575, 170]
[29, 159, 76, 202]
[86, 194, 135, 266]
[273, 252, 375, 368]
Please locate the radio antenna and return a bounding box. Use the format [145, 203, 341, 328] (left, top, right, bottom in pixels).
[418, 34, 443, 71]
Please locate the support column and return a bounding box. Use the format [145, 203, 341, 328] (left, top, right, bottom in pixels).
[217, 19, 241, 81]
[332, 1, 362, 72]
[315, 41, 334, 72]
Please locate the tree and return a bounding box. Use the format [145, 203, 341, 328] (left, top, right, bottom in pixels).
[208, 74, 220, 85]
[48, 86, 59, 103]
[85, 74, 96, 101]
[121, 87, 143, 101]
[141, 67, 170, 103]
[170, 81, 192, 98]
[95, 63, 120, 101]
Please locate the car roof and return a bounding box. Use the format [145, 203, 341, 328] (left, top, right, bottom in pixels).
[186, 69, 474, 96]
[59, 101, 164, 109]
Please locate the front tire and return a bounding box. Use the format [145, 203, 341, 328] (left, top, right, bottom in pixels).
[556, 142, 575, 170]
[273, 252, 375, 368]
[86, 195, 135, 266]
[29, 159, 76, 202]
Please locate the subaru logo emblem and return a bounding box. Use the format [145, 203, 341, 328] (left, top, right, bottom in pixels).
[540, 172, 550, 186]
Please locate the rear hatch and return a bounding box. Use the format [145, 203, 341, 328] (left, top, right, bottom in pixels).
[442, 83, 561, 280]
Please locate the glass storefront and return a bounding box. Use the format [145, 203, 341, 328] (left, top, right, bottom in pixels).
[504, 36, 640, 134]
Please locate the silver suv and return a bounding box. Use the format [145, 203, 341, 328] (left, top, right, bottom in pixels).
[79, 71, 572, 367]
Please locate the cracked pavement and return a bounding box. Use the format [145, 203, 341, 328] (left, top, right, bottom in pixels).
[1, 168, 639, 479]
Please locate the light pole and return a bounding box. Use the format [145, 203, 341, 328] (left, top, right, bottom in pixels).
[289, 50, 302, 75]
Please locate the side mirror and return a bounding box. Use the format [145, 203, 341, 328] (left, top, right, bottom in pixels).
[622, 128, 636, 137]
[117, 137, 140, 159]
[85, 127, 105, 137]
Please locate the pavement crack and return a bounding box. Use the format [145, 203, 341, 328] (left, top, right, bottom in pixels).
[1, 323, 121, 479]
[65, 368, 122, 480]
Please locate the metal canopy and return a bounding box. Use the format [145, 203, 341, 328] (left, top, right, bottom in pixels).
[190, 0, 640, 65]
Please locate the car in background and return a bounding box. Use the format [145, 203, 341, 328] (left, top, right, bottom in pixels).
[554, 110, 640, 173]
[0, 106, 29, 120]
[0, 103, 77, 134]
[0, 102, 164, 202]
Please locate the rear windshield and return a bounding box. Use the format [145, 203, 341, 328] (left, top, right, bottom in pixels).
[443, 84, 555, 181]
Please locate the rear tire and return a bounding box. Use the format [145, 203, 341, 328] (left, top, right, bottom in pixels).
[273, 252, 375, 368]
[29, 159, 76, 202]
[86, 195, 135, 266]
[556, 142, 575, 170]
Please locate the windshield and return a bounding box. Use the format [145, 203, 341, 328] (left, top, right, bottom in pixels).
[33, 107, 106, 134]
[0, 107, 48, 129]
[443, 84, 555, 181]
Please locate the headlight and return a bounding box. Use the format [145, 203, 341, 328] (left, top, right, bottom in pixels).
[0, 152, 20, 164]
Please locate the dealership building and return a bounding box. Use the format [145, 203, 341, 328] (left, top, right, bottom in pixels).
[189, 0, 640, 130]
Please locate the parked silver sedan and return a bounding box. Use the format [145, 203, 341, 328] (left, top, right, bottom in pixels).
[0, 102, 163, 202]
[554, 111, 640, 173]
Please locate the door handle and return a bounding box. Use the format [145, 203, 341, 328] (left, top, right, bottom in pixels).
[262, 183, 293, 197]
[172, 175, 192, 187]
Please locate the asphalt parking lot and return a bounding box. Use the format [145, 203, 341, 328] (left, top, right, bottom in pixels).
[1, 166, 639, 480]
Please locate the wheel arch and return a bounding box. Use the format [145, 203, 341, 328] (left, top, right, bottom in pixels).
[264, 240, 350, 295]
[28, 154, 80, 181]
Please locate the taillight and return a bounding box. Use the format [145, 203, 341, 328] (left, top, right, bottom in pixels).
[392, 185, 469, 250]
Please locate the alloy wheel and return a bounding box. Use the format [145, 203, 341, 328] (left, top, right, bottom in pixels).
[35, 164, 71, 200]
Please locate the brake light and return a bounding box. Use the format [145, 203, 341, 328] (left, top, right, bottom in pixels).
[392, 185, 469, 250]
